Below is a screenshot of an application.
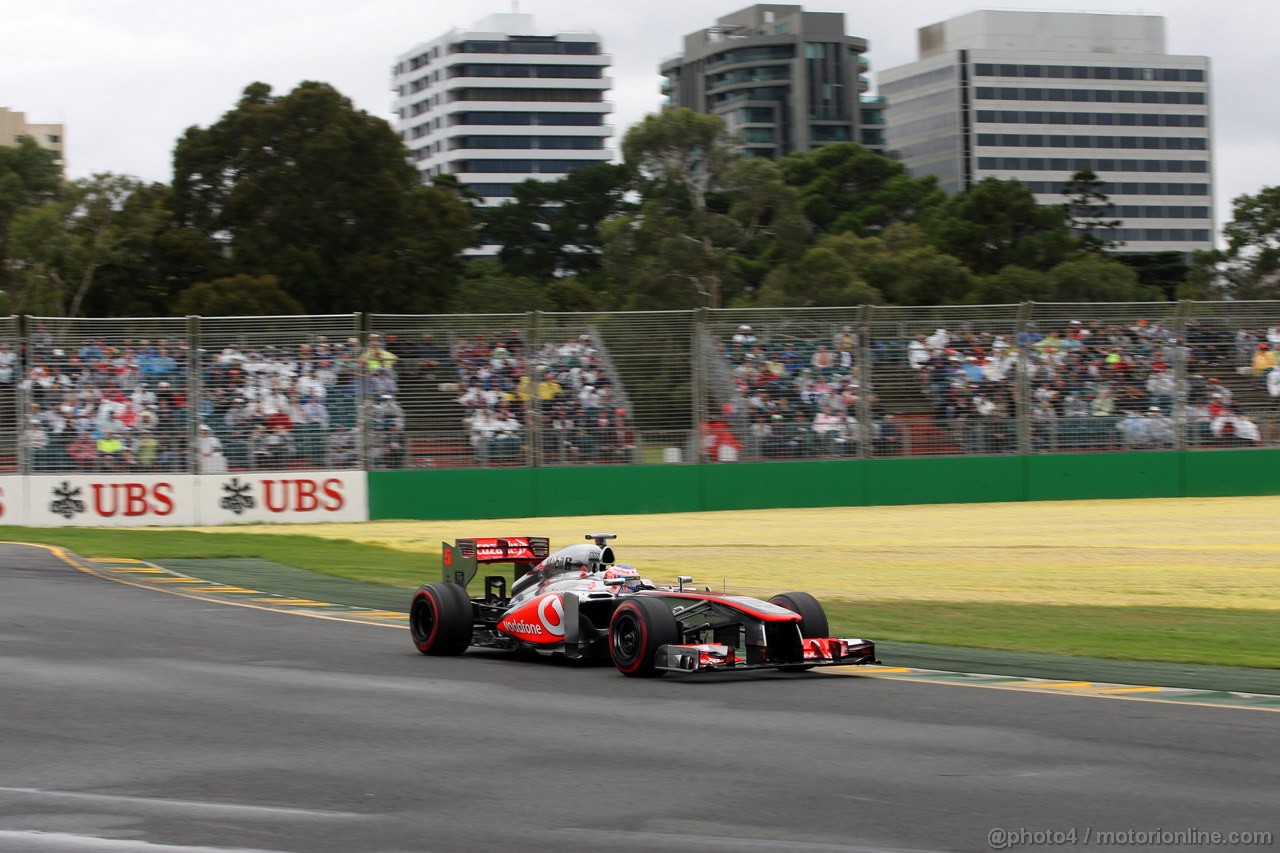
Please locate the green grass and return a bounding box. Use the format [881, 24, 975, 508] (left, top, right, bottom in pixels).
[4, 525, 1277, 669]
[831, 600, 1280, 670]
[0, 526, 441, 590]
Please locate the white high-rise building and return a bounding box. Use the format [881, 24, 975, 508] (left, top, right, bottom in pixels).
[391, 13, 613, 205]
[879, 10, 1213, 256]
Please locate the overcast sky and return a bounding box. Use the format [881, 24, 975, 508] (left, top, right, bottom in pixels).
[6, 0, 1276, 235]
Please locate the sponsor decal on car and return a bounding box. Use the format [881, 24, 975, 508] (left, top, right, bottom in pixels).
[498, 593, 564, 644]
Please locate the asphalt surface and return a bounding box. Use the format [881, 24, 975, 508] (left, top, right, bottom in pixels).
[1, 546, 1276, 853]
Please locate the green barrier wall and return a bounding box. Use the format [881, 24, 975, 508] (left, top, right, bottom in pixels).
[368, 448, 1280, 520]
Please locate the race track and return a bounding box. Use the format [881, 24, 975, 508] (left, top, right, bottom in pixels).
[1, 545, 1275, 853]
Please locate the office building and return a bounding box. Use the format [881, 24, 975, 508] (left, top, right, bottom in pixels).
[391, 13, 613, 205]
[1, 108, 64, 173]
[660, 4, 885, 158]
[879, 10, 1213, 255]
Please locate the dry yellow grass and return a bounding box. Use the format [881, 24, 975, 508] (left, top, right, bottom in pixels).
[177, 495, 1280, 610]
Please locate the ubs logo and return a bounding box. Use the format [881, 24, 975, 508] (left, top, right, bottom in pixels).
[49, 482, 86, 519]
[219, 478, 256, 515]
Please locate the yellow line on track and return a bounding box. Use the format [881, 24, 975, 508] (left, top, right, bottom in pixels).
[0, 541, 409, 631]
[251, 598, 332, 606]
[832, 668, 1280, 713]
[113, 568, 170, 574]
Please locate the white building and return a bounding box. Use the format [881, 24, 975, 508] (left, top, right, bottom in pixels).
[391, 13, 613, 206]
[1, 108, 64, 173]
[879, 10, 1213, 256]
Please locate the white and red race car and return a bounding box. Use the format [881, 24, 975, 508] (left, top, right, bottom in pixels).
[410, 534, 877, 677]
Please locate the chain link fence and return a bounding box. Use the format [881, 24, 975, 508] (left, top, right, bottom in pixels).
[3, 303, 1278, 475]
[0, 317, 20, 472]
[21, 316, 192, 475]
[197, 315, 363, 473]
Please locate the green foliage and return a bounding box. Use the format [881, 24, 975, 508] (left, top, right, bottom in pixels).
[4, 173, 172, 317]
[622, 107, 734, 212]
[778, 142, 944, 237]
[481, 163, 633, 281]
[173, 273, 304, 316]
[449, 262, 550, 314]
[925, 177, 1076, 275]
[171, 81, 472, 314]
[966, 265, 1055, 304]
[0, 139, 64, 302]
[1213, 185, 1280, 298]
[1113, 251, 1191, 301]
[756, 245, 881, 307]
[1062, 166, 1122, 252]
[759, 224, 978, 307]
[1044, 253, 1161, 302]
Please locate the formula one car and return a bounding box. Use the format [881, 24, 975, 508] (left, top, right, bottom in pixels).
[409, 534, 877, 677]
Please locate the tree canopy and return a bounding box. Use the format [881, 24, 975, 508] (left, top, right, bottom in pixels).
[171, 81, 472, 314]
[2, 94, 1252, 316]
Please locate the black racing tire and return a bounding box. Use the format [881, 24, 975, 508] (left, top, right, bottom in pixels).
[769, 591, 830, 672]
[609, 596, 680, 678]
[410, 583, 474, 656]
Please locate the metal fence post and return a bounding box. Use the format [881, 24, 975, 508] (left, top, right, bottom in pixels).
[526, 311, 541, 468]
[17, 315, 31, 475]
[692, 307, 709, 464]
[856, 304, 875, 459]
[187, 315, 201, 475]
[1016, 302, 1034, 455]
[1172, 300, 1193, 451]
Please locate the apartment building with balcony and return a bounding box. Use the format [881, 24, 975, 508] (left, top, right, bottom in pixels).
[391, 13, 613, 206]
[660, 4, 885, 159]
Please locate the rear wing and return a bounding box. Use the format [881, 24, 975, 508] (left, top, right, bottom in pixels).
[442, 537, 551, 587]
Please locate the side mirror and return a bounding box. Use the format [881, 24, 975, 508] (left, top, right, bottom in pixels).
[603, 577, 626, 587]
[677, 575, 693, 591]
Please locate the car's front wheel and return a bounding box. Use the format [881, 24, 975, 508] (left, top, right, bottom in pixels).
[769, 591, 830, 671]
[410, 583, 474, 656]
[609, 597, 679, 677]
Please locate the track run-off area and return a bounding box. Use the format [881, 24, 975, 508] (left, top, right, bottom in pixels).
[1, 541, 1276, 853]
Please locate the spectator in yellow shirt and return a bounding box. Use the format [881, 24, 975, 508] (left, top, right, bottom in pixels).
[358, 333, 400, 373]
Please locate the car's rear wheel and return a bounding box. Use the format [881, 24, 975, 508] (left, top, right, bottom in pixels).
[769, 591, 829, 671]
[609, 597, 679, 677]
[410, 583, 474, 656]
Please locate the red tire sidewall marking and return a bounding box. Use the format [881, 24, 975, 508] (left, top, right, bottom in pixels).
[417, 589, 441, 652]
[613, 603, 648, 674]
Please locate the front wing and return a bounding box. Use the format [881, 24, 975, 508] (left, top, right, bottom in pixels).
[655, 637, 878, 674]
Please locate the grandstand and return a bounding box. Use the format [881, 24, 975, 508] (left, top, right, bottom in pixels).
[3, 303, 1277, 474]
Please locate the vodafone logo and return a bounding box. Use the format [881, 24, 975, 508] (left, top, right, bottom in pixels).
[538, 595, 565, 638]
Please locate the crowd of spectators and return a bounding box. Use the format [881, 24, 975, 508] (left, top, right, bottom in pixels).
[713, 323, 904, 460]
[2, 314, 1277, 473]
[13, 326, 407, 474]
[713, 316, 1278, 461]
[450, 330, 636, 466]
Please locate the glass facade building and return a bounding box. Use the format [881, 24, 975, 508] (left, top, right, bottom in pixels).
[660, 4, 885, 158]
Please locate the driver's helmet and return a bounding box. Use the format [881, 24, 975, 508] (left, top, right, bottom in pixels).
[605, 565, 644, 592]
[602, 565, 639, 580]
